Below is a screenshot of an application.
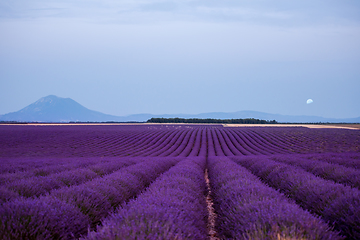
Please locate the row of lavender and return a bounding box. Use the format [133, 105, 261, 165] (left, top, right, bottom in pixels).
[72, 157, 349, 239]
[0, 157, 179, 239]
[0, 157, 144, 202]
[232, 155, 360, 239]
[269, 153, 360, 189]
[1, 154, 360, 239]
[83, 154, 360, 239]
[85, 157, 209, 239]
[2, 125, 360, 158]
[208, 157, 343, 239]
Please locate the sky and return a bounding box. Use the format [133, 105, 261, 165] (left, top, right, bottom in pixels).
[1, 0, 360, 119]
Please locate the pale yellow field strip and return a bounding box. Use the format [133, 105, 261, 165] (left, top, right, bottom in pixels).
[223, 124, 360, 130]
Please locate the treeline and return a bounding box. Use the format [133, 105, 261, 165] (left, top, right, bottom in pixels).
[147, 118, 278, 124]
[0, 121, 28, 124]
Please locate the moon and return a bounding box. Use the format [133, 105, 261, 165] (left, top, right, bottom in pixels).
[306, 99, 313, 104]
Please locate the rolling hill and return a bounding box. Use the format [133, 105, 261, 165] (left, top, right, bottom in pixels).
[0, 95, 359, 123]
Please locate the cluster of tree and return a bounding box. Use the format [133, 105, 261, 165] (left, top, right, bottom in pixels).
[147, 118, 278, 124]
[0, 121, 28, 124]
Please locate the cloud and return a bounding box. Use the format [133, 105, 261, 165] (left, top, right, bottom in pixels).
[1, 0, 360, 27]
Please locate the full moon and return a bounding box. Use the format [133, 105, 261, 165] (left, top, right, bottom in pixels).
[306, 99, 313, 104]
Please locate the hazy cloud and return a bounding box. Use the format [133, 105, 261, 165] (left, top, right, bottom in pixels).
[1, 0, 360, 26]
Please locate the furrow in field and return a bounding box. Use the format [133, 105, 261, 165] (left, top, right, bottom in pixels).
[208, 156, 342, 240]
[216, 129, 246, 156]
[152, 129, 187, 157]
[0, 157, 180, 239]
[0, 157, 101, 184]
[1, 158, 142, 200]
[92, 130, 157, 156]
[253, 128, 308, 153]
[214, 129, 234, 156]
[221, 129, 253, 155]
[187, 128, 202, 157]
[237, 129, 280, 154]
[304, 152, 360, 170]
[211, 129, 226, 156]
[270, 154, 360, 189]
[84, 157, 208, 240]
[232, 155, 360, 239]
[169, 129, 197, 157]
[153, 129, 189, 157]
[179, 128, 200, 157]
[138, 130, 184, 157]
[198, 128, 208, 157]
[119, 130, 174, 156]
[231, 129, 269, 155]
[244, 129, 292, 154]
[111, 130, 170, 156]
[151, 129, 192, 157]
[207, 129, 217, 157]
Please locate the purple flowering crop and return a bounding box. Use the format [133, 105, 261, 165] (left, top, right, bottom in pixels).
[1, 124, 360, 239]
[270, 154, 360, 189]
[85, 157, 208, 240]
[0, 197, 91, 239]
[4, 158, 140, 199]
[0, 157, 178, 237]
[233, 155, 360, 239]
[208, 156, 343, 240]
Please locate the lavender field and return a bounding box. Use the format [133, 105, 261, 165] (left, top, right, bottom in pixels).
[1, 124, 360, 239]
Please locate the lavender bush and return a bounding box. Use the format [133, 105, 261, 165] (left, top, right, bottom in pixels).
[0, 197, 91, 239]
[85, 157, 208, 240]
[208, 156, 342, 240]
[0, 158, 179, 237]
[50, 158, 179, 228]
[233, 155, 360, 239]
[305, 152, 360, 170]
[4, 158, 139, 199]
[270, 154, 360, 189]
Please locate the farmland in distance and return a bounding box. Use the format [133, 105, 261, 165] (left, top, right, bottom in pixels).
[1, 124, 360, 239]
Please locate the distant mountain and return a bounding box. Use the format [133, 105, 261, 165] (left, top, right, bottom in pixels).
[0, 95, 123, 122]
[190, 111, 360, 124]
[0, 95, 359, 123]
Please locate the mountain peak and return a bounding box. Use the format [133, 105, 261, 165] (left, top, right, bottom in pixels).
[43, 95, 60, 99]
[0, 95, 121, 122]
[34, 95, 62, 104]
[39, 95, 61, 100]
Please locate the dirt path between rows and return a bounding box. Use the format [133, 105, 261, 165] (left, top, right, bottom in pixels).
[205, 168, 219, 240]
